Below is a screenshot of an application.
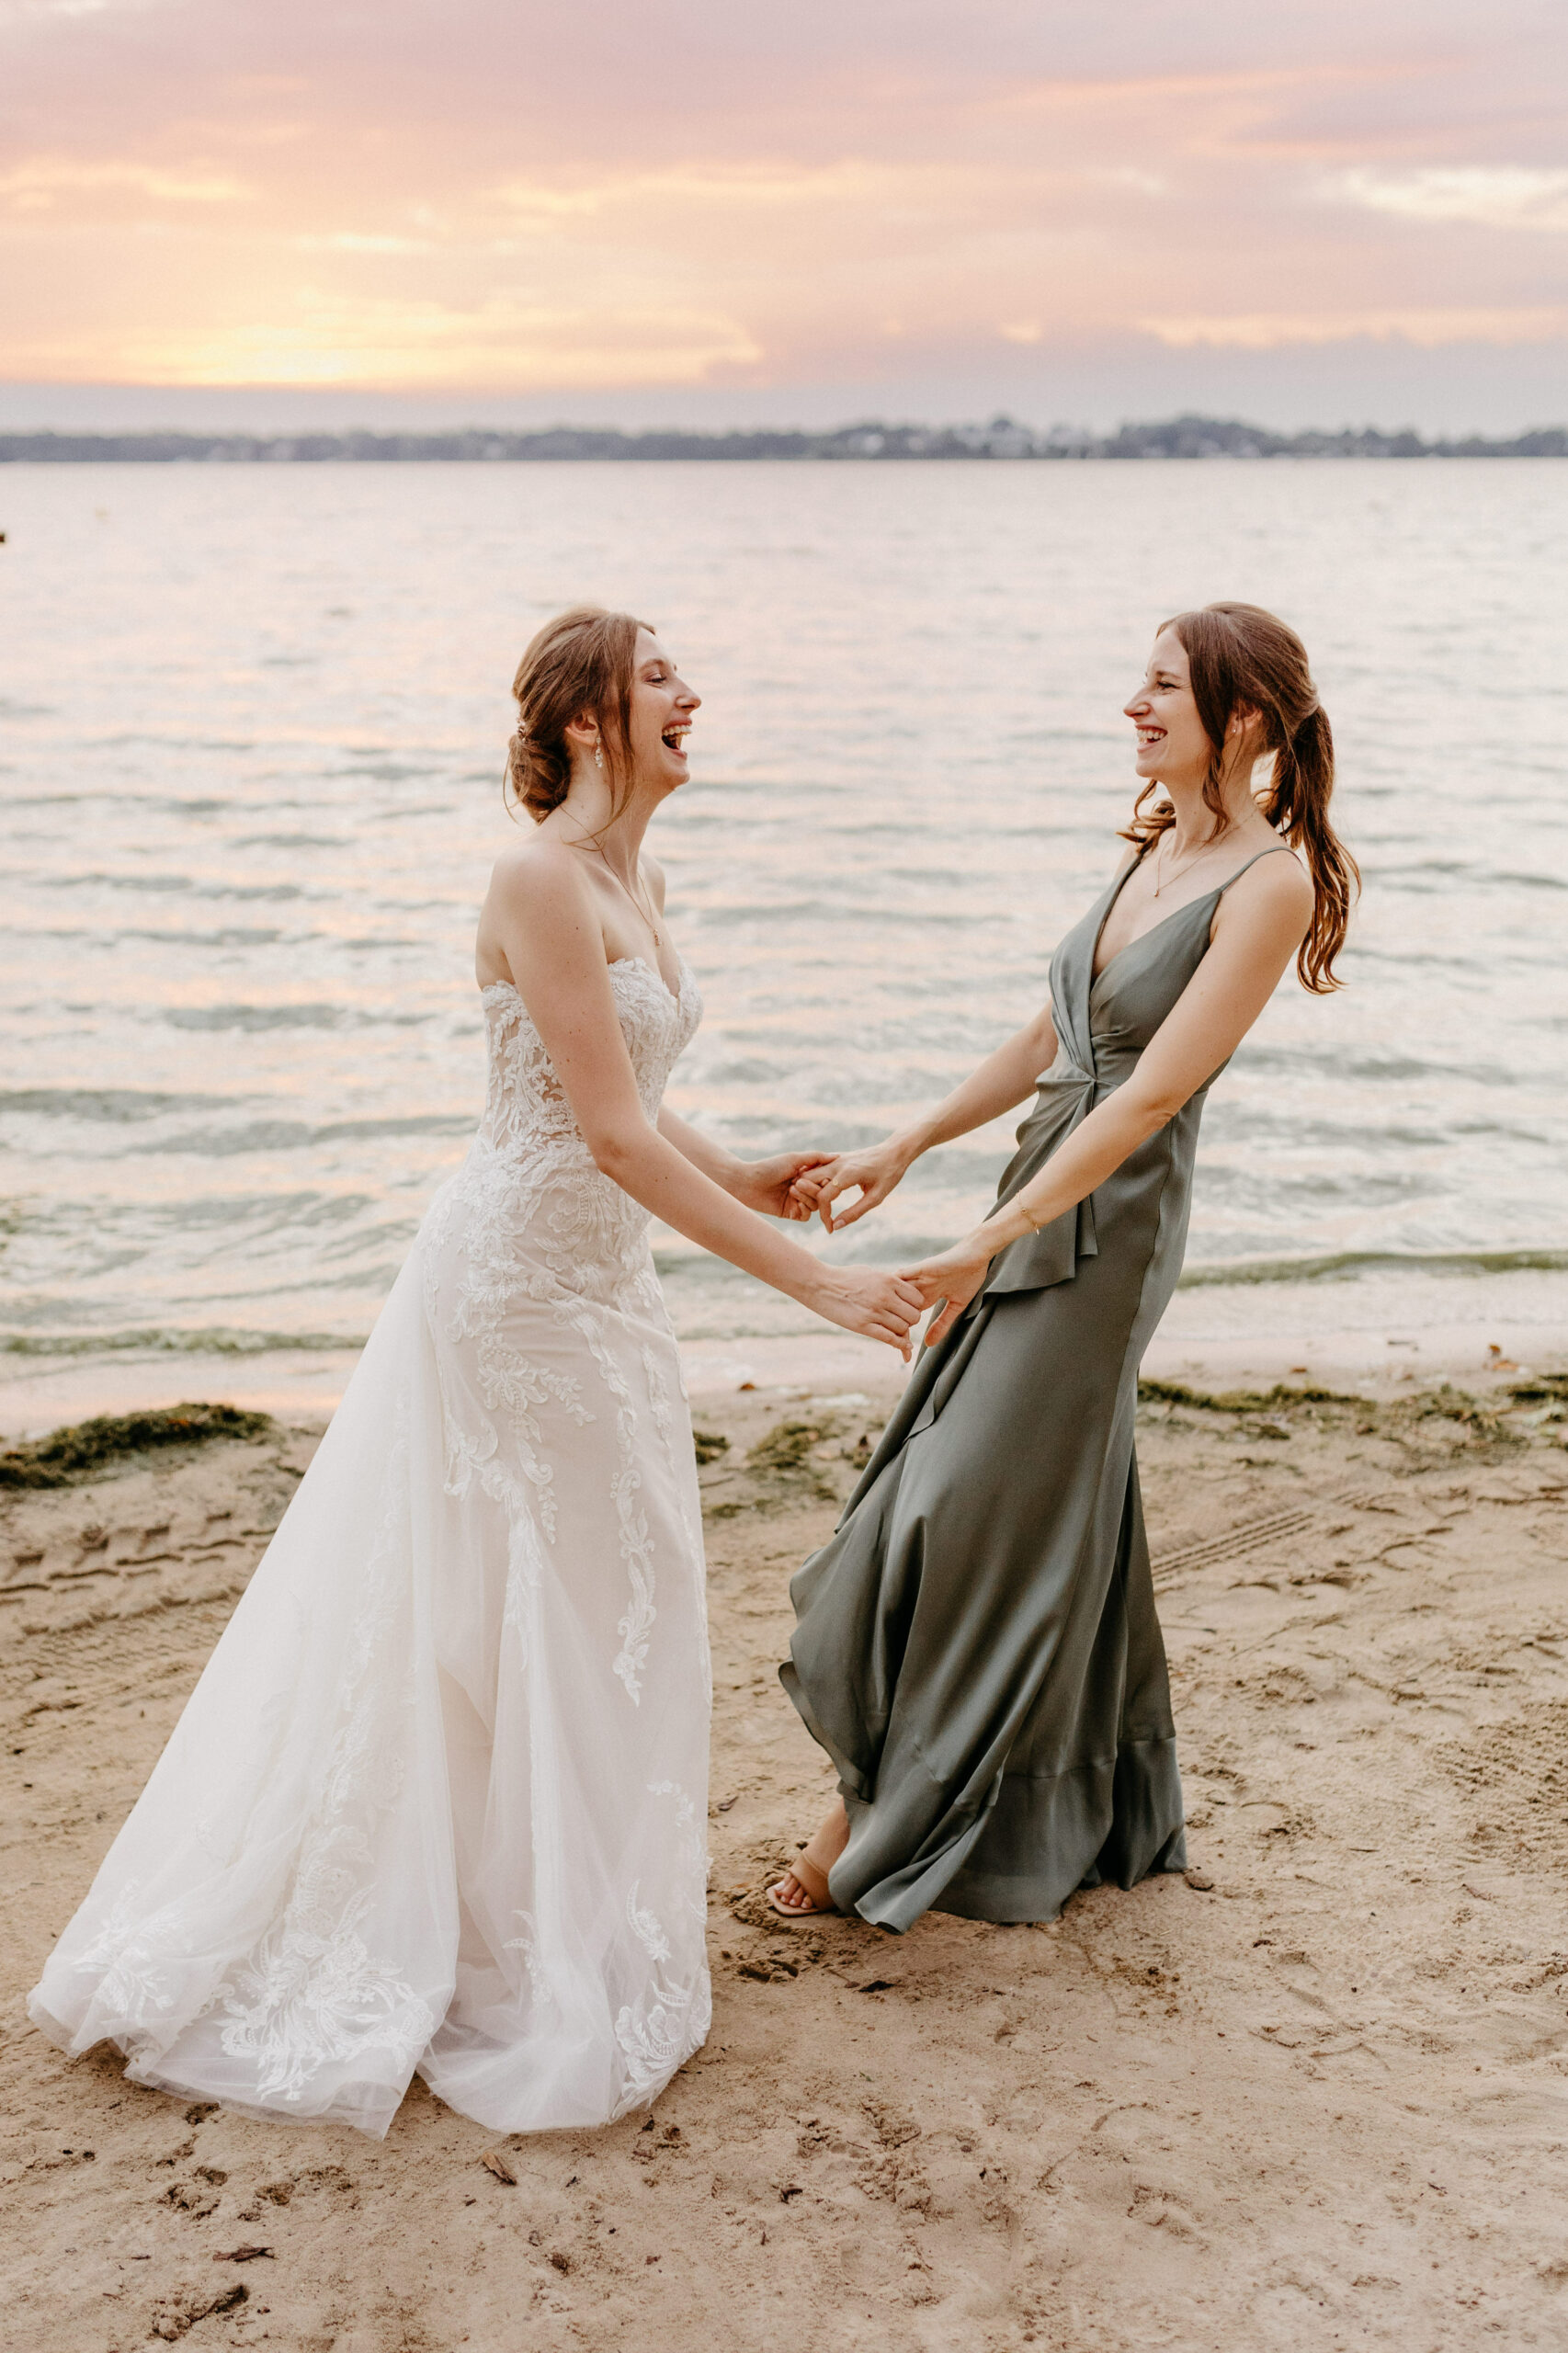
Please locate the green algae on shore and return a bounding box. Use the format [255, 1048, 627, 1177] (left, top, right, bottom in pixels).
[0, 1402, 276, 1489]
[1135, 1374, 1568, 1454]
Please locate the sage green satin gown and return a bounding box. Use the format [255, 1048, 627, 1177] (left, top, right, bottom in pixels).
[781, 847, 1291, 1931]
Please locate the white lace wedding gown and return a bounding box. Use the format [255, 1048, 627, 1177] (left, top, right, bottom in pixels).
[29, 957, 712, 2138]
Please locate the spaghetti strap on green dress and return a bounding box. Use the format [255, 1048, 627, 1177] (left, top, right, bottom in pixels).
[780, 847, 1294, 1931]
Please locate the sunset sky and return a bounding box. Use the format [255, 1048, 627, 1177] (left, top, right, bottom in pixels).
[2, 0, 1564, 432]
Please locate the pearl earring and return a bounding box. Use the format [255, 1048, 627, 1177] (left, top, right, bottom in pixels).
[593, 742, 604, 774]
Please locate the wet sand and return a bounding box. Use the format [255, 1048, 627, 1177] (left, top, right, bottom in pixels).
[3, 1369, 1566, 2350]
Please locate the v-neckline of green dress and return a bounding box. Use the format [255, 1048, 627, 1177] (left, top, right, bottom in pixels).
[1089, 843, 1290, 988]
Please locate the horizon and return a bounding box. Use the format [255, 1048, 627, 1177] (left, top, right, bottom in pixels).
[4, 408, 1566, 457]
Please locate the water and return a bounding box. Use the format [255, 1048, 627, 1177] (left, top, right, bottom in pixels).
[3, 459, 1566, 1404]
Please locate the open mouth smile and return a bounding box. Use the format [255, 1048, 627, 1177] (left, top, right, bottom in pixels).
[661, 724, 691, 754]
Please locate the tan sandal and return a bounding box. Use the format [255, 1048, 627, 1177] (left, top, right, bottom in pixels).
[766, 1844, 836, 1920]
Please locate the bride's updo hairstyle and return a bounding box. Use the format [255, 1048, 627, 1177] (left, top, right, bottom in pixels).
[1121, 600, 1359, 992]
[506, 604, 653, 823]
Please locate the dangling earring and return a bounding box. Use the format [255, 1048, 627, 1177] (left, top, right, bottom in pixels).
[593, 740, 604, 775]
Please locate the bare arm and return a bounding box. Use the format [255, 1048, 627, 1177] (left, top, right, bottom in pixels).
[642, 852, 826, 1221]
[797, 1000, 1060, 1232]
[655, 1103, 744, 1188]
[903, 857, 1314, 1344]
[485, 849, 921, 1349]
[656, 1104, 825, 1222]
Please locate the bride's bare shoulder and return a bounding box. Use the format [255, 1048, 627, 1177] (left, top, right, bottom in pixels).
[476, 840, 603, 994]
[485, 833, 593, 916]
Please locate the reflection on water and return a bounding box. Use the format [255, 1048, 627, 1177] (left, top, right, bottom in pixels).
[3, 459, 1565, 1363]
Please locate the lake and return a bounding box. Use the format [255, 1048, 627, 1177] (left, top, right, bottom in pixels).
[3, 457, 1565, 1416]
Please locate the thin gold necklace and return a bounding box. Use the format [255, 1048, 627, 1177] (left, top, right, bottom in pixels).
[564, 824, 663, 946]
[1151, 828, 1222, 899]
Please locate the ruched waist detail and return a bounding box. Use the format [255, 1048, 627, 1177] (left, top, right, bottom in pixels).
[982, 1051, 1103, 1297]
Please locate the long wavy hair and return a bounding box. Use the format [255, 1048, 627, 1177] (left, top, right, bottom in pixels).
[1121, 601, 1358, 991]
[504, 605, 651, 824]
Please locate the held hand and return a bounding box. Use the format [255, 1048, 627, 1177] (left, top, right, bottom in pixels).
[793, 1138, 912, 1233]
[899, 1239, 993, 1349]
[733, 1151, 835, 1222]
[810, 1267, 926, 1360]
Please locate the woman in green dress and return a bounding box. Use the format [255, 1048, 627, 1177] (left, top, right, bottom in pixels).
[770, 601, 1358, 1929]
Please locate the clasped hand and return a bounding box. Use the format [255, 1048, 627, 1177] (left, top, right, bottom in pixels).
[730, 1149, 923, 1356]
[729, 1149, 835, 1222]
[786, 1141, 992, 1350]
[787, 1138, 910, 1233]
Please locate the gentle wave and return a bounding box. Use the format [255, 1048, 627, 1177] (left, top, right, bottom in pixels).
[0, 1327, 370, 1358]
[1176, 1246, 1568, 1287]
[0, 1087, 239, 1120]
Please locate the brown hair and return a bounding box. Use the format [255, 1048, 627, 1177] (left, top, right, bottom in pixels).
[505, 605, 652, 823]
[1121, 600, 1359, 992]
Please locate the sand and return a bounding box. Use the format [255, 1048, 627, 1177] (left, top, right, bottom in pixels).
[3, 1369, 1567, 2351]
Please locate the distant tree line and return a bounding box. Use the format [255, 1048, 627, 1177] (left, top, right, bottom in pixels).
[2, 414, 1564, 463]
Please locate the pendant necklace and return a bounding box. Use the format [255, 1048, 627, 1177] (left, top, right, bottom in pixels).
[600, 849, 663, 948]
[566, 822, 663, 946]
[1151, 828, 1217, 899]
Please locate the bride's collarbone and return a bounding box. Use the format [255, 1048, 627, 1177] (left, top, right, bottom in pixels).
[568, 859, 680, 995]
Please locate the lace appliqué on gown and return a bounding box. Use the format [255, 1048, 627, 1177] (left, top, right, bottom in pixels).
[612, 1779, 712, 2106]
[426, 961, 694, 1700]
[216, 1428, 439, 2103]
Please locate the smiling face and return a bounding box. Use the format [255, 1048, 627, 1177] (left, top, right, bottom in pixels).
[624, 628, 700, 794]
[1123, 628, 1214, 789]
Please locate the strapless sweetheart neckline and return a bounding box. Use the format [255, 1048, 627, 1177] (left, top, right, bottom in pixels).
[479, 953, 692, 1010]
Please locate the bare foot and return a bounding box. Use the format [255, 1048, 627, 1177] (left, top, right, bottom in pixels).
[767, 1798, 850, 1918]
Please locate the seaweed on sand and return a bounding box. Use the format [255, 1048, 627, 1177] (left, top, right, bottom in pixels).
[0, 1402, 276, 1489]
[1137, 1378, 1358, 1414]
[1137, 1375, 1546, 1452]
[744, 1416, 845, 1504]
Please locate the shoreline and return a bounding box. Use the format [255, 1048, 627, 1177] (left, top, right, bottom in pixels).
[4, 1259, 1565, 1439]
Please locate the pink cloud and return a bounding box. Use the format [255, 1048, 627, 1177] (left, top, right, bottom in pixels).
[1, 2, 1563, 400]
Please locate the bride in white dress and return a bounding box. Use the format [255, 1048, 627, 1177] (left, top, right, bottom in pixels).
[28, 607, 921, 2138]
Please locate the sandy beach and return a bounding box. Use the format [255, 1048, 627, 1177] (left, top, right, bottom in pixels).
[3, 1363, 1566, 2350]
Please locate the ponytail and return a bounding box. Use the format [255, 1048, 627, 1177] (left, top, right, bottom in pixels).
[1260, 703, 1357, 992]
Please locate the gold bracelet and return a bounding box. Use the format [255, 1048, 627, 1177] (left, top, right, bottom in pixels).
[1018, 1201, 1044, 1233]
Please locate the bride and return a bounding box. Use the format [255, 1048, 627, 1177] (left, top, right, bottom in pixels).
[28, 606, 921, 2138]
